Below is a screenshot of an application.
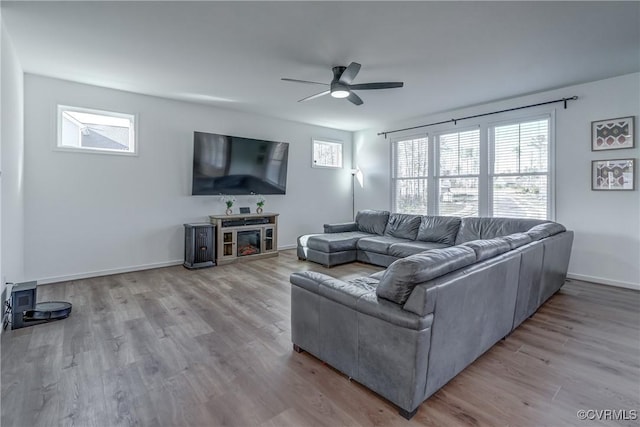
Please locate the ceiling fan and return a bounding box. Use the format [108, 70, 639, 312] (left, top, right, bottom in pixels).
[281, 62, 403, 106]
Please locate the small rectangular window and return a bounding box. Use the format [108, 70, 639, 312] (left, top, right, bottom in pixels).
[312, 139, 343, 168]
[57, 105, 136, 155]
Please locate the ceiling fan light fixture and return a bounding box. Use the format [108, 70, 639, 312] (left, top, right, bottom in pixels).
[330, 81, 350, 98]
[331, 89, 350, 99]
[282, 62, 404, 105]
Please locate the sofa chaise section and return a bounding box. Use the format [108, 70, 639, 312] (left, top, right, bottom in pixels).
[297, 211, 463, 267]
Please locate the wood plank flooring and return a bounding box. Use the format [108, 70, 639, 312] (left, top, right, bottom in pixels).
[1, 249, 638, 426]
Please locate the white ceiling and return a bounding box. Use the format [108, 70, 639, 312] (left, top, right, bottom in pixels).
[2, 1, 639, 131]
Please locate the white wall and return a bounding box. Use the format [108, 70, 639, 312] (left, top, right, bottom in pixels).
[24, 75, 353, 283]
[1, 20, 25, 296]
[354, 73, 640, 289]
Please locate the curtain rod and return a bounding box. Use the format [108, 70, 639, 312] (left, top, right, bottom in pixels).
[377, 96, 578, 138]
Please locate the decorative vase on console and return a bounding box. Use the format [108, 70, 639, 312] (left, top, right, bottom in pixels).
[221, 195, 236, 215]
[256, 195, 265, 214]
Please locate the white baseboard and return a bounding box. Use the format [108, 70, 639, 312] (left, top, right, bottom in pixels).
[278, 244, 297, 250]
[36, 260, 184, 285]
[35, 248, 299, 285]
[566, 272, 640, 291]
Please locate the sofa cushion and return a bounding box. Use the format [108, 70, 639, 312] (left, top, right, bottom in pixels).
[357, 236, 408, 254]
[355, 210, 390, 235]
[290, 271, 373, 309]
[324, 222, 358, 233]
[306, 231, 372, 253]
[417, 216, 461, 245]
[369, 270, 386, 280]
[384, 213, 421, 240]
[376, 246, 477, 305]
[454, 217, 550, 244]
[461, 238, 512, 262]
[527, 222, 566, 241]
[388, 241, 450, 258]
[501, 232, 533, 249]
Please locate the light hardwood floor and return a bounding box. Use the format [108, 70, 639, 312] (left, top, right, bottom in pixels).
[1, 249, 639, 426]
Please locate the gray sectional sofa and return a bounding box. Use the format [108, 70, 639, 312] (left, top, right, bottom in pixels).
[292, 210, 573, 419]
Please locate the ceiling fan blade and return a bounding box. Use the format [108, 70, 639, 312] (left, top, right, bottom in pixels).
[349, 82, 404, 90]
[298, 90, 330, 102]
[281, 78, 328, 87]
[339, 62, 361, 85]
[347, 92, 363, 106]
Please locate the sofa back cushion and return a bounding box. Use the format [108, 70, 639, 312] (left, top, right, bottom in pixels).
[501, 232, 533, 249]
[454, 217, 549, 245]
[355, 210, 390, 235]
[376, 246, 476, 305]
[417, 216, 461, 245]
[461, 238, 511, 262]
[527, 222, 566, 241]
[384, 213, 421, 240]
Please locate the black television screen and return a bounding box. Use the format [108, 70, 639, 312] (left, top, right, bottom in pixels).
[192, 131, 289, 195]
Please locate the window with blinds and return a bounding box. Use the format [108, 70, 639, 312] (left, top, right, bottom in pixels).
[437, 129, 480, 217]
[490, 118, 549, 219]
[392, 137, 429, 214]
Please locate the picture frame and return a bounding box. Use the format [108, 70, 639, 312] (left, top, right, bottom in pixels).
[591, 116, 635, 151]
[239, 207, 251, 214]
[591, 159, 635, 191]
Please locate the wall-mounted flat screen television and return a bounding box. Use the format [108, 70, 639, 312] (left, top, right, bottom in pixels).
[192, 131, 289, 195]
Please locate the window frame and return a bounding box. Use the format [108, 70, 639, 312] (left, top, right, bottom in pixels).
[388, 110, 556, 220]
[391, 133, 430, 214]
[56, 105, 138, 156]
[487, 112, 555, 220]
[433, 125, 482, 217]
[311, 138, 343, 169]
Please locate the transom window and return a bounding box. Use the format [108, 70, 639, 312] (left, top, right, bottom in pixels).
[391, 114, 552, 220]
[57, 105, 136, 155]
[312, 139, 343, 168]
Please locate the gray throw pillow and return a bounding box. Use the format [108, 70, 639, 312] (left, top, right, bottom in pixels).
[356, 210, 390, 235]
[385, 213, 421, 240]
[376, 246, 476, 305]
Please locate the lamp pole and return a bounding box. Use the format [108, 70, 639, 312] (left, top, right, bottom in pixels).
[351, 169, 357, 220]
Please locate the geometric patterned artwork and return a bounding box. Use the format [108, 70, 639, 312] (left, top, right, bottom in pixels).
[592, 159, 635, 191]
[592, 116, 635, 151]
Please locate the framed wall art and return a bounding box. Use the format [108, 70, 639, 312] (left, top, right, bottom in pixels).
[591, 158, 635, 191]
[591, 116, 635, 151]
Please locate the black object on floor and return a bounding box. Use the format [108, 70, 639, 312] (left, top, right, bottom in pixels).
[22, 301, 72, 322]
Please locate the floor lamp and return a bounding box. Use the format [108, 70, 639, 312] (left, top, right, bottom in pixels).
[350, 168, 358, 220]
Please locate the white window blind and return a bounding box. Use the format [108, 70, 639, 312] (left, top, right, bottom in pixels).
[437, 129, 480, 217]
[392, 137, 428, 214]
[491, 118, 549, 219]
